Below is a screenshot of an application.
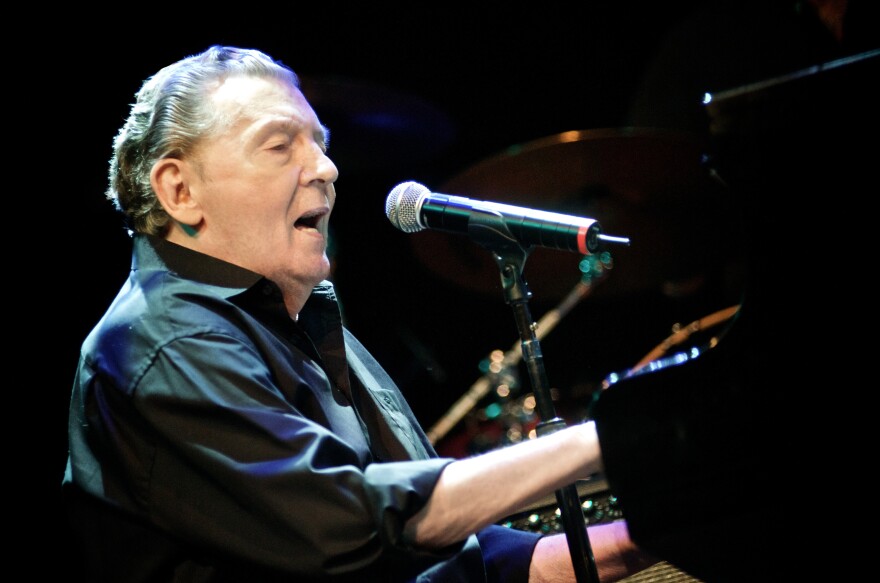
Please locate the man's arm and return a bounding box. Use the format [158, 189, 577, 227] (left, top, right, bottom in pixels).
[404, 421, 659, 581]
[403, 422, 601, 546]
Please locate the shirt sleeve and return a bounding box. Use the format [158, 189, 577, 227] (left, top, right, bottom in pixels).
[90, 332, 463, 579]
[476, 525, 543, 583]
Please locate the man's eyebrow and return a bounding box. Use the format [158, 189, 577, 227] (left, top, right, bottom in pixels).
[255, 119, 329, 148]
[320, 124, 331, 149]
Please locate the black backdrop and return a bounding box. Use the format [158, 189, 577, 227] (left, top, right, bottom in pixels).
[35, 1, 767, 575]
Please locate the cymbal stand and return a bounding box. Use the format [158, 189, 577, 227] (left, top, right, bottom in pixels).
[426, 254, 611, 445]
[467, 210, 598, 583]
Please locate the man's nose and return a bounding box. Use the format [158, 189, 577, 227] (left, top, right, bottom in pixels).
[303, 145, 339, 185]
[318, 151, 339, 184]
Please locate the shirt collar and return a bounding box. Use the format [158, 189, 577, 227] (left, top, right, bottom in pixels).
[133, 234, 263, 299]
[132, 233, 340, 310]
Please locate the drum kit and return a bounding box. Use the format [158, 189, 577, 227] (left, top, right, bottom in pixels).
[412, 127, 740, 450]
[414, 125, 741, 583]
[411, 48, 880, 453]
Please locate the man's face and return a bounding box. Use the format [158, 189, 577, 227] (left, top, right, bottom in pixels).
[185, 75, 338, 296]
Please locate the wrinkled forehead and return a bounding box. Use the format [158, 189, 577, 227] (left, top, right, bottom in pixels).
[199, 74, 329, 149]
[209, 74, 306, 120]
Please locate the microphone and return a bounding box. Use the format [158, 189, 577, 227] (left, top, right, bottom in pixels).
[385, 181, 630, 254]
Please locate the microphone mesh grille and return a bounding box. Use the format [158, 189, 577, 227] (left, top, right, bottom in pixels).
[385, 181, 428, 233]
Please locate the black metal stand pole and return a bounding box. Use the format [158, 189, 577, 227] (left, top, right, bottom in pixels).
[468, 211, 599, 583]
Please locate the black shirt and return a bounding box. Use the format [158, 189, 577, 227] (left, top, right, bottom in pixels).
[64, 234, 540, 582]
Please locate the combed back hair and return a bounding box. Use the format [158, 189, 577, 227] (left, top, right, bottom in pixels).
[107, 45, 299, 235]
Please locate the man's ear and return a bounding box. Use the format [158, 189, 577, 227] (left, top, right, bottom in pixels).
[151, 158, 203, 227]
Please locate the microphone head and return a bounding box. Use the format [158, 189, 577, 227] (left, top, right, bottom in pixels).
[386, 181, 430, 233]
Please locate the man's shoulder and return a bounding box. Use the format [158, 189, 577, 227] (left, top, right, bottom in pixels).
[85, 270, 252, 364]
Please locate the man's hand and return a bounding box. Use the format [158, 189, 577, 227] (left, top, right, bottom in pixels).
[528, 521, 660, 583]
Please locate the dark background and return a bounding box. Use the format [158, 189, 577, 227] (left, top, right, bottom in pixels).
[36, 0, 876, 576]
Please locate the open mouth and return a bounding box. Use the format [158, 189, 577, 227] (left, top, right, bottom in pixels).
[294, 208, 327, 230]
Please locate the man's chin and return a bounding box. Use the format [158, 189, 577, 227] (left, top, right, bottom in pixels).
[309, 257, 334, 285]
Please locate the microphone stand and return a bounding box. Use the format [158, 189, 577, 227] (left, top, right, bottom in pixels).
[467, 210, 599, 583]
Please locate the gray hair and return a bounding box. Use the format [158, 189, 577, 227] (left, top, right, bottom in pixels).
[107, 45, 299, 235]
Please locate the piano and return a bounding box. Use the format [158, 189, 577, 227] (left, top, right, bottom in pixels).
[591, 48, 880, 581]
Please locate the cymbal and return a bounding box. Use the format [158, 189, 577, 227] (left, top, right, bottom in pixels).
[299, 76, 457, 173]
[409, 127, 732, 301]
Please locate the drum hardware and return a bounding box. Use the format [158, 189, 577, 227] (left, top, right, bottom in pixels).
[602, 304, 740, 390]
[426, 253, 613, 446]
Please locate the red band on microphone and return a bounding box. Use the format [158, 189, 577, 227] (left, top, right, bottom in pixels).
[578, 226, 589, 255]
